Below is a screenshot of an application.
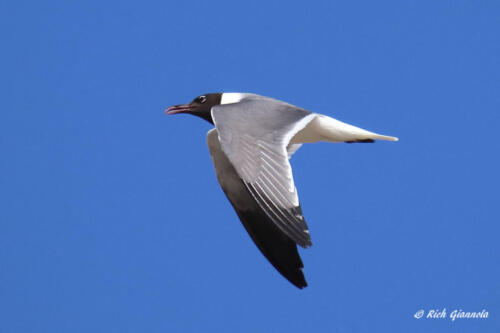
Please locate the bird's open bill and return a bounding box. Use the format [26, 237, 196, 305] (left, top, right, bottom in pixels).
[165, 104, 193, 115]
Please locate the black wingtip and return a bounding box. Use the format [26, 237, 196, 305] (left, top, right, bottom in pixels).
[290, 271, 308, 289]
[276, 252, 308, 289]
[233, 206, 309, 290]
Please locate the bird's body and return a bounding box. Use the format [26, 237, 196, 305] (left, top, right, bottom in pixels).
[166, 92, 398, 288]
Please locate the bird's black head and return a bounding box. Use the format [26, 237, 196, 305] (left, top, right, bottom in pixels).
[165, 93, 222, 124]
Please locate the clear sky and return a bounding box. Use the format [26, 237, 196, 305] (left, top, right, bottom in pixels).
[1, 0, 499, 332]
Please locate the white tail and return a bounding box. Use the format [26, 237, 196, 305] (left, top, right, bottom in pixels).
[371, 134, 399, 142]
[290, 114, 399, 144]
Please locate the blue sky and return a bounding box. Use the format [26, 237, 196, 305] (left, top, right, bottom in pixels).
[1, 0, 499, 332]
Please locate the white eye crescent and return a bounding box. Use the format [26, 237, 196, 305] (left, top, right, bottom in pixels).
[198, 95, 207, 103]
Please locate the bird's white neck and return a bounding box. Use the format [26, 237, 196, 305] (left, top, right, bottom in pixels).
[220, 93, 246, 105]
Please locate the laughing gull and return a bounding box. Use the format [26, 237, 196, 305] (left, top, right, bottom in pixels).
[166, 93, 398, 289]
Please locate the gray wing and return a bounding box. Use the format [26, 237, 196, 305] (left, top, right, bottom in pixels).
[211, 97, 315, 247]
[207, 129, 307, 288]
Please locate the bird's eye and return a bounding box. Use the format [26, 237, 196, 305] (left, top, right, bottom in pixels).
[198, 95, 207, 103]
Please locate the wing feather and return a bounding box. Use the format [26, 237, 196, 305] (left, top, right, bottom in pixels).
[211, 97, 315, 247]
[206, 129, 307, 288]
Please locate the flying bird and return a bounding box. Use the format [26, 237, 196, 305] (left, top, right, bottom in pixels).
[165, 93, 398, 289]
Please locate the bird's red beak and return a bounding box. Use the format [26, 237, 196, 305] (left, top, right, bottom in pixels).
[165, 103, 193, 115]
